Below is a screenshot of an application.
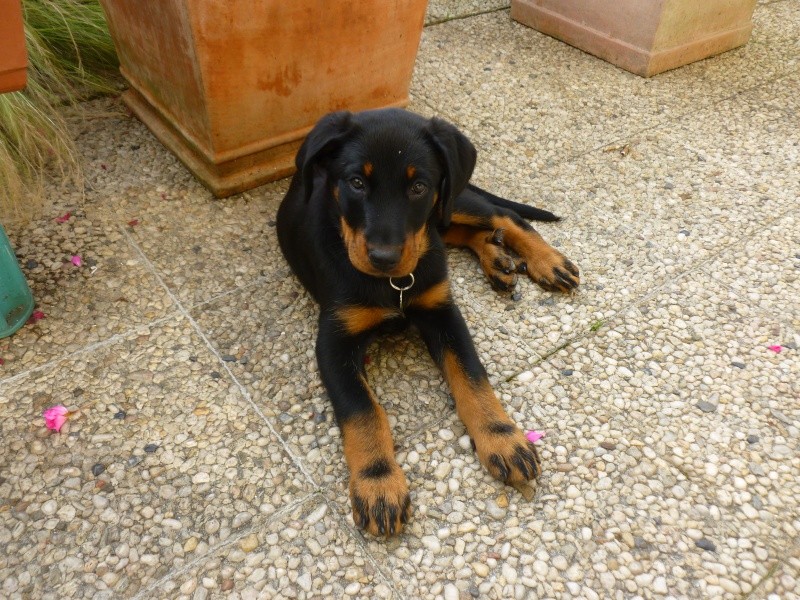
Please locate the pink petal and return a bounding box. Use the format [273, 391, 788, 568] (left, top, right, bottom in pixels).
[768, 345, 783, 354]
[28, 310, 46, 324]
[43, 405, 69, 432]
[55, 212, 71, 223]
[525, 430, 545, 443]
[71, 255, 82, 267]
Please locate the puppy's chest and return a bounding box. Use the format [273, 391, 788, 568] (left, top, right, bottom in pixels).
[338, 277, 436, 312]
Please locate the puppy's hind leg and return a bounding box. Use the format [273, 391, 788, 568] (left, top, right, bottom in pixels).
[449, 187, 580, 293]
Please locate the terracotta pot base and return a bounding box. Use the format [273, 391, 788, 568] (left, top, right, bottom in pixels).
[124, 86, 293, 197]
[511, 0, 757, 77]
[100, 0, 427, 197]
[123, 75, 410, 198]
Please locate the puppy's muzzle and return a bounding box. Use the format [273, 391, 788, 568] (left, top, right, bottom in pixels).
[367, 244, 402, 272]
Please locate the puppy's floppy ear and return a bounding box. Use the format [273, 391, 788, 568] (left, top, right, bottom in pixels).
[295, 111, 354, 202]
[424, 117, 477, 227]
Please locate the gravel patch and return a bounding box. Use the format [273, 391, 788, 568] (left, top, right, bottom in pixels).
[0, 319, 310, 598]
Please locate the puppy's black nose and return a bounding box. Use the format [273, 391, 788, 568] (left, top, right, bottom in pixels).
[367, 245, 402, 271]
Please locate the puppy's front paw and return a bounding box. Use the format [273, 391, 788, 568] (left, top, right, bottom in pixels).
[349, 460, 411, 537]
[473, 421, 542, 484]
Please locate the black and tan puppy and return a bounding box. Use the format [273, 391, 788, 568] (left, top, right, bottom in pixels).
[277, 109, 579, 537]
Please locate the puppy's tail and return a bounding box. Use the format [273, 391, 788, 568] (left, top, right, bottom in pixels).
[467, 183, 561, 222]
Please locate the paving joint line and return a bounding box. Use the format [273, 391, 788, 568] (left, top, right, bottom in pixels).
[425, 5, 510, 27]
[0, 310, 183, 388]
[554, 68, 800, 174]
[507, 265, 707, 373]
[129, 491, 321, 600]
[120, 226, 320, 490]
[323, 497, 410, 600]
[181, 271, 279, 313]
[468, 72, 800, 186]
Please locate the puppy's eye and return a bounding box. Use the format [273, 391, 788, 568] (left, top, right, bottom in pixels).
[410, 182, 428, 196]
[349, 177, 365, 191]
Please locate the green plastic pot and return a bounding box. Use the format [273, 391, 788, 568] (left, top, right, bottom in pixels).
[0, 223, 34, 338]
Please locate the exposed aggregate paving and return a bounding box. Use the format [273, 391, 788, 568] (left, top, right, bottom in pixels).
[1, 1, 799, 598]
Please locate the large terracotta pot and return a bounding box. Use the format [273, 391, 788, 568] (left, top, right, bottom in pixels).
[511, 0, 757, 77]
[0, 0, 28, 93]
[99, 0, 428, 196]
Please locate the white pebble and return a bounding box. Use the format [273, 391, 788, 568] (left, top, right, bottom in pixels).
[306, 504, 328, 525]
[444, 583, 459, 600]
[439, 429, 455, 441]
[653, 576, 668, 594]
[533, 560, 549, 577]
[297, 573, 312, 592]
[42, 500, 57, 516]
[434, 462, 452, 479]
[421, 535, 441, 553]
[56, 505, 76, 521]
[565, 565, 583, 582]
[600, 572, 616, 589]
[502, 563, 518, 584]
[192, 472, 210, 484]
[597, 477, 612, 491]
[741, 504, 758, 519]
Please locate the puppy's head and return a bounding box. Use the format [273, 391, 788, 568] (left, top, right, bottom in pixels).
[296, 109, 476, 278]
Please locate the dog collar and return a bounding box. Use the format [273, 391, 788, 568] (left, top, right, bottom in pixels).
[389, 273, 415, 311]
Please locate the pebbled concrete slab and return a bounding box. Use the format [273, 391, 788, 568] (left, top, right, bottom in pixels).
[0, 1, 798, 599]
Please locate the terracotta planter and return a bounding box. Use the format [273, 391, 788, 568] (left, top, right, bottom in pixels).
[98, 0, 428, 197]
[0, 0, 28, 93]
[511, 0, 757, 77]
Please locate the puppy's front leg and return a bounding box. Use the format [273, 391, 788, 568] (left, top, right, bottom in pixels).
[410, 303, 542, 485]
[316, 310, 410, 537]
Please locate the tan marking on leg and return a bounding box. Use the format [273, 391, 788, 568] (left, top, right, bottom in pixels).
[442, 224, 517, 291]
[336, 306, 399, 335]
[490, 216, 580, 292]
[341, 391, 395, 476]
[450, 213, 485, 228]
[442, 351, 542, 484]
[490, 216, 551, 259]
[443, 351, 509, 431]
[341, 379, 410, 536]
[441, 223, 479, 248]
